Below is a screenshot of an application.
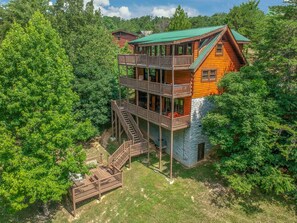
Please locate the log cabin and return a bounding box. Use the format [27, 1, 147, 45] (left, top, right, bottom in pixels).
[111, 25, 250, 178]
[112, 29, 138, 50]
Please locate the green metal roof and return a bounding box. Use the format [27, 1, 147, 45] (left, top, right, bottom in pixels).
[130, 26, 250, 45]
[231, 29, 250, 42]
[189, 34, 221, 72]
[130, 26, 224, 45]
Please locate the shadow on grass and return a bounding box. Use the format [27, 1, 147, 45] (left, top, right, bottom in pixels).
[0, 200, 61, 223]
[142, 150, 296, 216]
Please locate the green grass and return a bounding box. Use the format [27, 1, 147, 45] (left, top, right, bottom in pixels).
[50, 153, 296, 223]
[1, 152, 295, 223]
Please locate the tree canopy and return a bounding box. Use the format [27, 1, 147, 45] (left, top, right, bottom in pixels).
[202, 1, 297, 199]
[168, 5, 192, 31]
[51, 0, 119, 129]
[0, 11, 94, 212]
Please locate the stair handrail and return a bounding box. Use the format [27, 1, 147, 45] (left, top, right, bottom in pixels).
[122, 102, 145, 141]
[111, 100, 134, 141]
[108, 140, 133, 165]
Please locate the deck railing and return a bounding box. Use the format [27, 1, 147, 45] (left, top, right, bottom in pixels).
[121, 100, 190, 130]
[119, 76, 192, 97]
[111, 100, 136, 143]
[118, 54, 193, 69]
[71, 165, 123, 215]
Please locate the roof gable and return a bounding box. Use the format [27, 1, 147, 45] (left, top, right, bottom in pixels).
[189, 26, 247, 72]
[112, 30, 138, 37]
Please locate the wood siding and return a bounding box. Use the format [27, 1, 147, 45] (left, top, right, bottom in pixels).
[184, 97, 191, 115]
[113, 32, 137, 50]
[192, 39, 241, 98]
[164, 70, 191, 84]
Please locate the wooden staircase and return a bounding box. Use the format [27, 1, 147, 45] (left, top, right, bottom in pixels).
[70, 101, 149, 216]
[110, 100, 149, 170]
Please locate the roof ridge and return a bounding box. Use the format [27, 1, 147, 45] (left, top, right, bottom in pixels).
[150, 25, 225, 35]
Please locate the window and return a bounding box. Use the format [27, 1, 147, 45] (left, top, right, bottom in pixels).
[201, 69, 217, 82]
[216, 43, 223, 55]
[187, 43, 192, 55]
[178, 45, 183, 55]
[174, 98, 184, 115]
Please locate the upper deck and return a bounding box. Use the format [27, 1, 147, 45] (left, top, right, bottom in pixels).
[118, 54, 193, 70]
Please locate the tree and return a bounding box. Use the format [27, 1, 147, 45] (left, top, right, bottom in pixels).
[0, 12, 94, 214]
[226, 0, 265, 42]
[202, 67, 296, 195]
[0, 0, 50, 42]
[168, 5, 191, 31]
[256, 1, 297, 121]
[51, 0, 118, 129]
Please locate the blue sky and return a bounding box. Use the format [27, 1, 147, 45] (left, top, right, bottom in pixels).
[1, 0, 284, 19]
[90, 0, 284, 18]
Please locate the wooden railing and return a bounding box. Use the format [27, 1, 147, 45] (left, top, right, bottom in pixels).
[119, 76, 192, 97]
[111, 100, 136, 143]
[71, 165, 123, 215]
[118, 54, 193, 69]
[131, 141, 149, 156]
[108, 140, 132, 165]
[121, 100, 190, 130]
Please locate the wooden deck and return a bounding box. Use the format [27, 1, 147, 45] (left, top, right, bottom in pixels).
[114, 100, 190, 131]
[70, 138, 149, 216]
[70, 165, 123, 216]
[118, 54, 193, 70]
[119, 76, 192, 98]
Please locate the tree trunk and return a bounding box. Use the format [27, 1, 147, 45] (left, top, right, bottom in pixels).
[42, 202, 50, 217]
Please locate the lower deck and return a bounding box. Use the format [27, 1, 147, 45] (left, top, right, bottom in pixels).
[70, 165, 123, 215]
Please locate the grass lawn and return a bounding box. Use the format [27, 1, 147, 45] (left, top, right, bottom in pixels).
[1, 145, 295, 223]
[50, 151, 296, 223]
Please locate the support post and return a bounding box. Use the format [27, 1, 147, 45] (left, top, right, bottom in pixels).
[129, 145, 131, 168]
[98, 180, 101, 201]
[147, 68, 150, 164]
[119, 123, 122, 144]
[136, 90, 139, 125]
[72, 188, 76, 217]
[159, 125, 162, 171]
[159, 71, 163, 171]
[111, 110, 114, 137]
[118, 56, 121, 101]
[115, 115, 118, 142]
[170, 45, 175, 179]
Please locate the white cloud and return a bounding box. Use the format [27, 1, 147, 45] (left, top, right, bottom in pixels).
[100, 6, 132, 19]
[151, 6, 176, 17]
[87, 2, 199, 19]
[139, 5, 199, 18]
[84, 0, 110, 7]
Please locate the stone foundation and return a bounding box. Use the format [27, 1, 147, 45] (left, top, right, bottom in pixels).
[139, 97, 213, 167]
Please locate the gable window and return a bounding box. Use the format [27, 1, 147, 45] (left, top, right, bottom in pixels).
[202, 69, 217, 82]
[216, 43, 223, 55]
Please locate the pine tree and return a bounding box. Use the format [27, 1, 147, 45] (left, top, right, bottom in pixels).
[226, 0, 265, 42]
[168, 5, 191, 31]
[0, 11, 94, 213]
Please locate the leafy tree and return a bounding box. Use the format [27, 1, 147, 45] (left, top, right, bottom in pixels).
[256, 1, 297, 121]
[51, 0, 118, 129]
[202, 67, 296, 195]
[226, 0, 265, 41]
[0, 12, 94, 214]
[0, 0, 50, 41]
[168, 5, 191, 31]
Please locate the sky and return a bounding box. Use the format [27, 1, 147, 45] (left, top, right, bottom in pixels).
[0, 0, 285, 19]
[88, 0, 283, 18]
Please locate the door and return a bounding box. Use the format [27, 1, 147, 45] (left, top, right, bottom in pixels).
[197, 143, 205, 161]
